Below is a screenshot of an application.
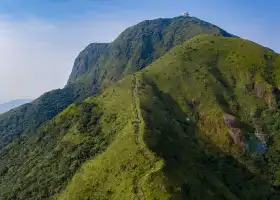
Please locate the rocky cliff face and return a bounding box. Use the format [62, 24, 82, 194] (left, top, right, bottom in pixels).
[65, 16, 234, 99]
[67, 43, 109, 85]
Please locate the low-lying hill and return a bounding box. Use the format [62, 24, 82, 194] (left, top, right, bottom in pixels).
[2, 34, 280, 199]
[0, 99, 32, 114]
[0, 88, 75, 149]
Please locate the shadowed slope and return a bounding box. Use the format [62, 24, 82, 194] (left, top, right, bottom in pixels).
[57, 35, 280, 199]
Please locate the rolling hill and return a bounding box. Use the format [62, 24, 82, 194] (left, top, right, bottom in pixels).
[1, 16, 280, 200]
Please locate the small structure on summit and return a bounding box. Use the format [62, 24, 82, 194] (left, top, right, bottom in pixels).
[183, 12, 189, 17]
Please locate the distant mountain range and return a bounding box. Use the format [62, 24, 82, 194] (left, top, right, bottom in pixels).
[0, 99, 32, 114]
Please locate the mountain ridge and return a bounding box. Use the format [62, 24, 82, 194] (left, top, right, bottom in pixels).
[66, 16, 233, 98]
[0, 16, 232, 150]
[0, 99, 32, 114]
[2, 16, 280, 200]
[58, 35, 280, 200]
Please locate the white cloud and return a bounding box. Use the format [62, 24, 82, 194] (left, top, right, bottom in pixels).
[0, 15, 142, 103]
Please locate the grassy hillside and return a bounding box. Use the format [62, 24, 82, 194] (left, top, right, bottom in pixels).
[0, 94, 109, 198]
[0, 16, 232, 150]
[55, 35, 280, 199]
[1, 19, 280, 199]
[0, 74, 144, 199]
[0, 88, 75, 149]
[140, 34, 280, 156]
[137, 35, 280, 199]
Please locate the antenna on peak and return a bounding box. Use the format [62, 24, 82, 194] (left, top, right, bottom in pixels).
[183, 12, 189, 17]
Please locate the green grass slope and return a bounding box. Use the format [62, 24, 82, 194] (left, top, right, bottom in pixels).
[140, 34, 280, 156]
[136, 35, 280, 199]
[58, 76, 154, 200]
[0, 97, 107, 199]
[0, 88, 75, 149]
[0, 16, 233, 151]
[0, 75, 149, 200]
[56, 35, 280, 200]
[2, 34, 280, 200]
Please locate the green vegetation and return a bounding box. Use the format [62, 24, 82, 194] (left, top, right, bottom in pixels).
[58, 36, 280, 199]
[0, 99, 32, 114]
[1, 16, 280, 200]
[0, 100, 106, 199]
[0, 88, 75, 149]
[67, 16, 233, 98]
[58, 76, 153, 200]
[0, 16, 232, 150]
[136, 35, 280, 199]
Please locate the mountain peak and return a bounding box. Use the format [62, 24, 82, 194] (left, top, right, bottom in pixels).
[1, 15, 280, 200]
[66, 16, 233, 97]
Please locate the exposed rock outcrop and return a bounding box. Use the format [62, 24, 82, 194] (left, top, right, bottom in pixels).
[228, 127, 245, 148]
[186, 98, 199, 108]
[223, 113, 239, 128]
[67, 43, 109, 85]
[255, 132, 269, 144]
[244, 83, 254, 94]
[223, 113, 245, 150]
[254, 83, 266, 99]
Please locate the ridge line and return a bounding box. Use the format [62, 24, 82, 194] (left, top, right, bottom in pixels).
[132, 73, 162, 200]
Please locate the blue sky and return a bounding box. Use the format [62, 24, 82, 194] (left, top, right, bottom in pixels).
[0, 0, 279, 102]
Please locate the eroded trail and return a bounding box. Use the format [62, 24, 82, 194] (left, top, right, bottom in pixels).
[132, 74, 158, 200]
[132, 74, 145, 200]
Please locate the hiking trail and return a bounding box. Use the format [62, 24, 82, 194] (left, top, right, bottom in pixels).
[132, 74, 163, 200]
